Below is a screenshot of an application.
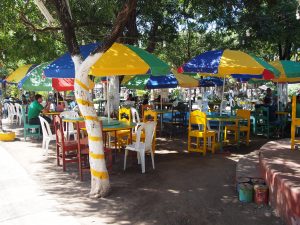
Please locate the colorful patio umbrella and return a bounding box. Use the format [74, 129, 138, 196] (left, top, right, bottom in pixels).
[122, 72, 199, 90]
[18, 62, 87, 91]
[199, 77, 224, 87]
[18, 62, 52, 91]
[178, 49, 279, 79]
[52, 78, 74, 91]
[44, 43, 170, 78]
[270, 60, 300, 83]
[6, 64, 37, 83]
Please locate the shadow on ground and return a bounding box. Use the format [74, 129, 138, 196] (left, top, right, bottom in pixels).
[0, 122, 284, 225]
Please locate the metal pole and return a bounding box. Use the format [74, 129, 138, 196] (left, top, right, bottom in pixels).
[107, 77, 110, 121]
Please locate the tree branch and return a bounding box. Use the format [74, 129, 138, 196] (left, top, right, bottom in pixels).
[19, 11, 112, 33]
[92, 0, 138, 54]
[19, 12, 61, 32]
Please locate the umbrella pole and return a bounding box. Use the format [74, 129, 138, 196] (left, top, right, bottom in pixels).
[188, 88, 191, 113]
[220, 74, 226, 116]
[160, 90, 162, 110]
[107, 77, 110, 121]
[277, 82, 279, 111]
[56, 91, 59, 106]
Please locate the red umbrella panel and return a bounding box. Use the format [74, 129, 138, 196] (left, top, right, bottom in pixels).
[52, 78, 74, 91]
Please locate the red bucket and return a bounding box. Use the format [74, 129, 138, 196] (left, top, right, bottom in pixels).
[254, 184, 268, 205]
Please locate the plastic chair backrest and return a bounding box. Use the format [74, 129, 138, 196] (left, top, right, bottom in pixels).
[60, 111, 79, 132]
[131, 107, 140, 123]
[39, 116, 53, 137]
[236, 109, 250, 126]
[60, 111, 79, 118]
[21, 106, 27, 124]
[119, 107, 131, 122]
[189, 110, 207, 132]
[255, 106, 269, 124]
[54, 115, 64, 144]
[142, 104, 154, 118]
[135, 121, 156, 151]
[143, 110, 157, 122]
[220, 100, 227, 114]
[236, 109, 250, 120]
[15, 103, 22, 114]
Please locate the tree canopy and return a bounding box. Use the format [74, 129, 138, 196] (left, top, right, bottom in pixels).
[1, 0, 300, 72]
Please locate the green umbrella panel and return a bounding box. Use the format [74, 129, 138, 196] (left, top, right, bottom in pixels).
[18, 62, 53, 91]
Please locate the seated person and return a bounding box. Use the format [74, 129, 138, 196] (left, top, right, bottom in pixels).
[154, 95, 161, 102]
[28, 94, 51, 130]
[127, 94, 134, 101]
[56, 101, 65, 112]
[21, 94, 28, 105]
[54, 92, 64, 105]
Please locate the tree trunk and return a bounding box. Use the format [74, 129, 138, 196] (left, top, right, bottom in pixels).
[124, 7, 138, 45]
[47, 0, 137, 197]
[146, 21, 159, 53]
[73, 53, 110, 197]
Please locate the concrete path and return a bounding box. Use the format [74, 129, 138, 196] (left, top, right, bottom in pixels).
[0, 145, 81, 225]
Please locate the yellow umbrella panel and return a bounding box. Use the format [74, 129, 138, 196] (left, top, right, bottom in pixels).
[6, 65, 37, 83]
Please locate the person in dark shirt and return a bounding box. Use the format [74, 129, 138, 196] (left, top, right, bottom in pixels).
[142, 94, 149, 105]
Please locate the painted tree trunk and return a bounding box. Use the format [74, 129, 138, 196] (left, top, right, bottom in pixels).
[72, 54, 110, 197]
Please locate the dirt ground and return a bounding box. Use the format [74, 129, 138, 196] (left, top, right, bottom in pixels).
[1, 123, 284, 225]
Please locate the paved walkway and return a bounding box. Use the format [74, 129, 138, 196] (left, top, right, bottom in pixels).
[0, 145, 81, 225]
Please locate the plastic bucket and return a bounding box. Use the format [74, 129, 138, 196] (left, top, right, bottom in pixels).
[251, 178, 265, 186]
[254, 184, 268, 205]
[239, 183, 253, 203]
[236, 177, 250, 192]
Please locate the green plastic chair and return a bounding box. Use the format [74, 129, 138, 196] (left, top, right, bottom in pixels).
[22, 106, 41, 141]
[254, 106, 277, 139]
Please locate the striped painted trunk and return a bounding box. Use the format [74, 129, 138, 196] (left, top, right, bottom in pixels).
[72, 54, 110, 197]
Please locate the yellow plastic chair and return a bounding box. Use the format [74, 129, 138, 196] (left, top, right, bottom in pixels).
[110, 107, 132, 149]
[188, 110, 216, 155]
[224, 109, 250, 145]
[291, 96, 300, 150]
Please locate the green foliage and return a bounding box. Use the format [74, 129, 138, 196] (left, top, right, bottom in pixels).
[4, 84, 20, 98]
[1, 0, 300, 75]
[288, 84, 300, 97]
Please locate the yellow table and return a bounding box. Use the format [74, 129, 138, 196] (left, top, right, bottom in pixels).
[43, 111, 61, 116]
[207, 115, 245, 151]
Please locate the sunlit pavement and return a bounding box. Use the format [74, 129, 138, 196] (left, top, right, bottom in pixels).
[0, 145, 82, 225]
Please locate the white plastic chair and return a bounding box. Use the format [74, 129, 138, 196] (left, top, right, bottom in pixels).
[14, 103, 23, 125]
[60, 111, 79, 140]
[39, 116, 56, 156]
[130, 107, 140, 123]
[124, 121, 156, 173]
[220, 100, 228, 115]
[7, 103, 18, 124]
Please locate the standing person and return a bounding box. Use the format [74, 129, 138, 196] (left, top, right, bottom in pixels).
[142, 94, 149, 105]
[28, 94, 51, 129]
[263, 88, 273, 106]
